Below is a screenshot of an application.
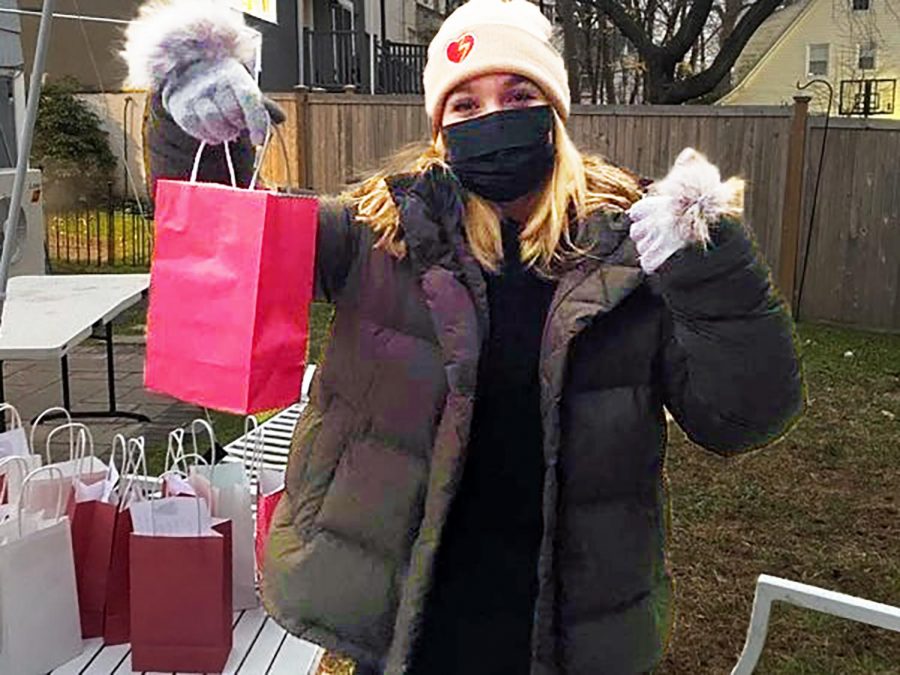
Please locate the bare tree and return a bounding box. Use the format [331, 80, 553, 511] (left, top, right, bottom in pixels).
[557, 0, 584, 103]
[587, 0, 784, 103]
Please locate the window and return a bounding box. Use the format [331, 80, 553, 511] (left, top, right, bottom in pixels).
[852, 0, 870, 10]
[858, 42, 877, 70]
[807, 43, 829, 77]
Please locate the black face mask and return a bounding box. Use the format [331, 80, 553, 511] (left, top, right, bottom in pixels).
[443, 106, 555, 203]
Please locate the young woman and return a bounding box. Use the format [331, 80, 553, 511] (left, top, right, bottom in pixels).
[125, 0, 803, 672]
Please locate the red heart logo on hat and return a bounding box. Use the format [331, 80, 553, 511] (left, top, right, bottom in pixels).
[447, 34, 475, 64]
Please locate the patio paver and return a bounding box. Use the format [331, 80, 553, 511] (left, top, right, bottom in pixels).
[3, 338, 205, 462]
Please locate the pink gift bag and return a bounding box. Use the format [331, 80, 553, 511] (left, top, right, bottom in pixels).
[145, 141, 318, 414]
[244, 416, 285, 583]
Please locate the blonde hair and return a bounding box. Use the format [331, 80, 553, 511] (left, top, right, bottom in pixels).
[345, 111, 643, 276]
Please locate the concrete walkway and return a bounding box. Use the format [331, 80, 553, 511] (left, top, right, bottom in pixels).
[2, 338, 205, 463]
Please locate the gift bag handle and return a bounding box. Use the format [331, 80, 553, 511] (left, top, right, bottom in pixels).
[168, 452, 216, 492]
[0, 402, 23, 432]
[18, 465, 66, 536]
[249, 122, 271, 191]
[249, 117, 294, 192]
[109, 434, 128, 485]
[0, 456, 29, 513]
[191, 140, 237, 187]
[123, 437, 147, 479]
[190, 418, 217, 466]
[167, 452, 210, 474]
[244, 415, 265, 488]
[45, 422, 94, 468]
[190, 117, 293, 193]
[44, 421, 90, 464]
[119, 437, 149, 511]
[164, 428, 186, 474]
[30, 406, 72, 460]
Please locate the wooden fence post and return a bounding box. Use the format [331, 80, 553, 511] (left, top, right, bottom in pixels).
[294, 87, 310, 189]
[777, 95, 811, 312]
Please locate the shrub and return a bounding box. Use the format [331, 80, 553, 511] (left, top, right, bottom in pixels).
[31, 77, 116, 208]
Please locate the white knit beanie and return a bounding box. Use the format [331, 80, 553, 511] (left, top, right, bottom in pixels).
[423, 0, 570, 133]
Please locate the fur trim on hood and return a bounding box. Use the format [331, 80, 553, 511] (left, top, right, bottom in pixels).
[121, 0, 258, 90]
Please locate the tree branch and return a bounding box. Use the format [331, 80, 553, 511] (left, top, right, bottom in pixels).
[666, 0, 713, 62]
[557, 0, 583, 103]
[663, 0, 782, 102]
[589, 0, 658, 56]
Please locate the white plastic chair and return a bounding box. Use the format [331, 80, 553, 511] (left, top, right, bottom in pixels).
[732, 574, 900, 674]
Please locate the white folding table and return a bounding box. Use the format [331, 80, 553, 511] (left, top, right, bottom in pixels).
[0, 274, 151, 428]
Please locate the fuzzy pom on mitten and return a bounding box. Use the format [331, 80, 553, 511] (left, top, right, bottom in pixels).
[627, 147, 745, 274]
[122, 0, 268, 145]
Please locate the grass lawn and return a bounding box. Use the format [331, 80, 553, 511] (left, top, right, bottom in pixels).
[658, 323, 900, 674]
[45, 209, 153, 269]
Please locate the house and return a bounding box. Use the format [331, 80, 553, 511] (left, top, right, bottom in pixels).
[13, 0, 439, 94]
[719, 0, 900, 119]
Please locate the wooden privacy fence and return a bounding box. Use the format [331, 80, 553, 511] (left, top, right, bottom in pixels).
[796, 117, 899, 333]
[260, 91, 900, 332]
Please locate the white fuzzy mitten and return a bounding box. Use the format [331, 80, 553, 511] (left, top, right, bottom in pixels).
[627, 148, 745, 274]
[121, 0, 267, 145]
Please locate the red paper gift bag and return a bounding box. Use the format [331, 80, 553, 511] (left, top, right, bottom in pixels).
[102, 507, 133, 645]
[71, 499, 117, 637]
[145, 165, 318, 414]
[69, 433, 130, 638]
[255, 486, 284, 581]
[129, 516, 233, 672]
[104, 439, 154, 645]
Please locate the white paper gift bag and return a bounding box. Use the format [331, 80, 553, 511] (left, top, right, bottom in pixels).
[0, 404, 28, 459]
[44, 422, 109, 481]
[30, 423, 108, 513]
[172, 420, 257, 609]
[0, 458, 48, 542]
[0, 457, 30, 525]
[0, 466, 83, 674]
[0, 404, 43, 505]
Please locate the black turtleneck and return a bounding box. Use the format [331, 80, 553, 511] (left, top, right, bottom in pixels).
[409, 218, 558, 674]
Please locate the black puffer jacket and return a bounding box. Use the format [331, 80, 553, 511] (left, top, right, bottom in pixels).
[147, 120, 804, 674]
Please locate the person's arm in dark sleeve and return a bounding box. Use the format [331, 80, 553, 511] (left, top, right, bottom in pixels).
[313, 198, 363, 304]
[651, 218, 805, 455]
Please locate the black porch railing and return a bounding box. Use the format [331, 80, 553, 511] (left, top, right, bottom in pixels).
[379, 40, 427, 95]
[304, 29, 362, 92]
[303, 29, 427, 94]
